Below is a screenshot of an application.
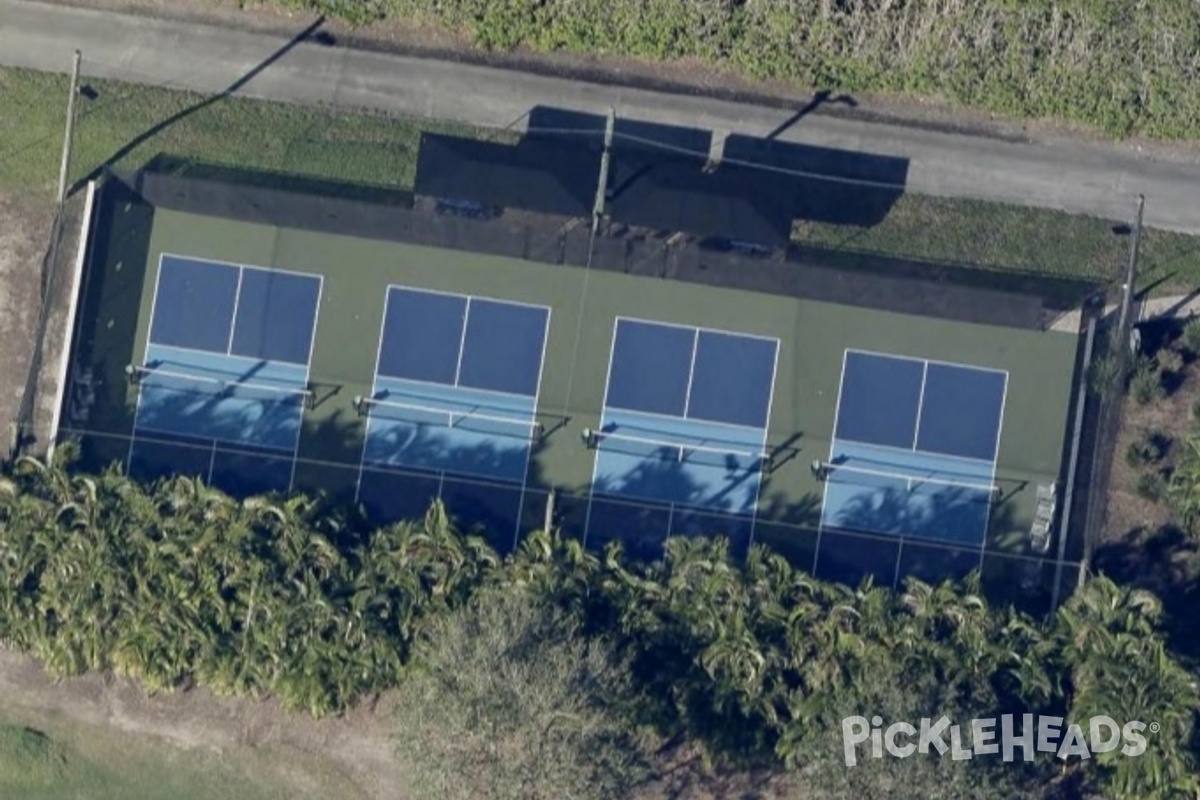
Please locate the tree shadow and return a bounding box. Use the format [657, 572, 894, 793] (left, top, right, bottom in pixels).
[762, 89, 859, 141]
[1092, 524, 1200, 660]
[73, 16, 329, 192]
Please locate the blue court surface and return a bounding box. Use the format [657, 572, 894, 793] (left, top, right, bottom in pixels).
[587, 318, 778, 541]
[127, 255, 322, 495]
[357, 286, 550, 529]
[820, 349, 1007, 546]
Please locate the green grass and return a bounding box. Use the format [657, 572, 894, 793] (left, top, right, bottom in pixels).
[0, 717, 323, 800]
[294, 0, 1200, 140]
[0, 66, 485, 195]
[3, 65, 1200, 293]
[796, 196, 1200, 293]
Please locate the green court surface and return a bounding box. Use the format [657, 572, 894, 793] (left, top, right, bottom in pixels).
[65, 187, 1082, 599]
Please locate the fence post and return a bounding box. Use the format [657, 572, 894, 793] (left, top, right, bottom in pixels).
[57, 50, 83, 206]
[1115, 194, 1146, 363]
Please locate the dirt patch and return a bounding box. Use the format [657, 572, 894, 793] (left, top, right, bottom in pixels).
[0, 645, 817, 800]
[1103, 331, 1198, 541]
[0, 647, 411, 800]
[0, 188, 54, 458]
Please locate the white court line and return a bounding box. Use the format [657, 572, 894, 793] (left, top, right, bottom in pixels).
[512, 304, 552, 550]
[681, 328, 700, 418]
[594, 318, 780, 545]
[979, 371, 1012, 550]
[911, 360, 929, 450]
[591, 430, 763, 461]
[289, 271, 325, 492]
[452, 296, 471, 386]
[823, 463, 997, 493]
[160, 251, 328, 283]
[374, 372, 539, 402]
[744, 336, 781, 551]
[126, 252, 171, 474]
[384, 282, 552, 312]
[376, 374, 542, 400]
[130, 367, 311, 399]
[834, 435, 996, 468]
[354, 284, 396, 505]
[157, 250, 244, 275]
[130, 420, 293, 454]
[583, 318, 624, 550]
[812, 348, 850, 578]
[607, 402, 768, 434]
[361, 398, 540, 437]
[687, 329, 782, 429]
[613, 314, 780, 344]
[225, 266, 244, 355]
[145, 342, 311, 371]
[612, 417, 770, 449]
[377, 382, 538, 415]
[845, 346, 1010, 380]
[606, 320, 782, 433]
[356, 285, 550, 517]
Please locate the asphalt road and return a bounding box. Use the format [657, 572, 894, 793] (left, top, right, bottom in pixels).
[4, 0, 1199, 233]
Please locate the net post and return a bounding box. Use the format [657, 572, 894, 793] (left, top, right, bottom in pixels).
[352, 395, 367, 417]
[543, 488, 556, 534]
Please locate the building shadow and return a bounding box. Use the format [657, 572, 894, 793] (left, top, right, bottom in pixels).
[416, 105, 910, 249]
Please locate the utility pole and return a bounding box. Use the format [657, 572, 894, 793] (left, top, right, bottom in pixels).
[591, 107, 615, 234]
[1115, 194, 1146, 359]
[56, 50, 83, 206]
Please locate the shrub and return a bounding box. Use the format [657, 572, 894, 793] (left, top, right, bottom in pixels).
[1130, 357, 1165, 405]
[1137, 472, 1166, 502]
[1126, 431, 1170, 467]
[390, 587, 650, 800]
[1088, 354, 1126, 400]
[1156, 347, 1185, 376]
[1192, 398, 1200, 423]
[1183, 318, 1200, 355]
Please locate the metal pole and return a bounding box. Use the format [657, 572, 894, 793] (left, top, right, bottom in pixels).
[1115, 194, 1146, 358]
[543, 489, 556, 534]
[56, 50, 83, 206]
[591, 107, 615, 233]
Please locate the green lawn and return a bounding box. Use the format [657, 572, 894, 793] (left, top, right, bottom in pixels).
[0, 66, 485, 194]
[0, 716, 350, 800]
[3, 65, 1199, 294]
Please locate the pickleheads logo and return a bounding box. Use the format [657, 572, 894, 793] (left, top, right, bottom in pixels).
[842, 715, 1151, 766]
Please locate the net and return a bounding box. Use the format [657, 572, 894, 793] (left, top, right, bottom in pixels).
[126, 364, 315, 409]
[353, 395, 544, 441]
[582, 427, 772, 471]
[815, 460, 999, 497]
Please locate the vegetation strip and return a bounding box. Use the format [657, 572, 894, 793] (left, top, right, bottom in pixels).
[0, 448, 1196, 798]
[283, 0, 1200, 139]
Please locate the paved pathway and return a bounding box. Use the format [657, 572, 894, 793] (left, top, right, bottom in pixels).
[3, 0, 1200, 232]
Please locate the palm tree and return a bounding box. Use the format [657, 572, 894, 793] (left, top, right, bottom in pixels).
[1168, 434, 1200, 533]
[1055, 577, 1199, 799]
